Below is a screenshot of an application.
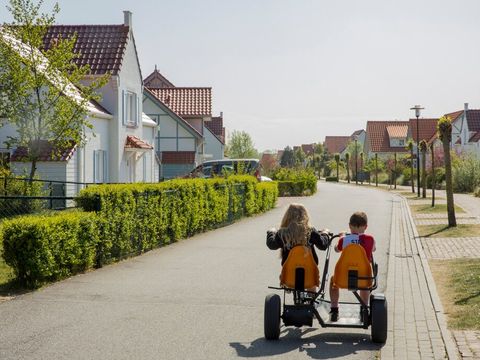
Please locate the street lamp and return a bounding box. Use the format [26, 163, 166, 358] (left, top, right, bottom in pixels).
[410, 105, 424, 197]
[354, 135, 358, 185]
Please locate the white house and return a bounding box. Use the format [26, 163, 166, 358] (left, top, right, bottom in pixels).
[0, 11, 158, 196]
[448, 103, 480, 157]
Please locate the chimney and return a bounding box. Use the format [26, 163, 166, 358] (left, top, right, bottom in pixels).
[464, 102, 469, 112]
[124, 10, 132, 27]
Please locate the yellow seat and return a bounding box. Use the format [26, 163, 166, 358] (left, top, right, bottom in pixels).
[332, 244, 372, 290]
[280, 245, 319, 289]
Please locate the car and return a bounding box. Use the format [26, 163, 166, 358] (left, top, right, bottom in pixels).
[187, 159, 265, 180]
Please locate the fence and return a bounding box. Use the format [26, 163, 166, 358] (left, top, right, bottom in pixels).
[0, 177, 88, 218]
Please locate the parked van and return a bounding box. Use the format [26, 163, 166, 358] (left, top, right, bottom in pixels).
[187, 159, 264, 180]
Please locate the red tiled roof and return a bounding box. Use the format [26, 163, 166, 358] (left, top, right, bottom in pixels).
[366, 121, 410, 153]
[324, 136, 350, 154]
[43, 25, 129, 75]
[147, 87, 212, 117]
[469, 131, 480, 143]
[143, 68, 174, 88]
[11, 140, 76, 162]
[409, 118, 439, 143]
[466, 110, 480, 132]
[444, 110, 463, 122]
[125, 135, 153, 149]
[260, 153, 277, 165]
[301, 144, 315, 155]
[205, 116, 225, 144]
[386, 124, 409, 139]
[161, 151, 195, 164]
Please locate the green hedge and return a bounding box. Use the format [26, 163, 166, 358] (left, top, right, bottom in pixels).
[2, 176, 278, 287]
[325, 176, 338, 182]
[271, 168, 317, 196]
[2, 212, 98, 288]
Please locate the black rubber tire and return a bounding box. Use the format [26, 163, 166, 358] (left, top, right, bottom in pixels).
[371, 297, 388, 343]
[264, 294, 281, 340]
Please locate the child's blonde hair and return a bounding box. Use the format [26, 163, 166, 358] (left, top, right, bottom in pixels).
[278, 203, 312, 249]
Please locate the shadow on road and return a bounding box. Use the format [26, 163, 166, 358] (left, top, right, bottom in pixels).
[230, 328, 383, 359]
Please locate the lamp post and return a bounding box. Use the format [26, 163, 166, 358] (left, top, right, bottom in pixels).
[354, 136, 358, 185]
[410, 105, 424, 197]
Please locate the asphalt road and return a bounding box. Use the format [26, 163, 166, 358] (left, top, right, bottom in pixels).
[0, 182, 394, 360]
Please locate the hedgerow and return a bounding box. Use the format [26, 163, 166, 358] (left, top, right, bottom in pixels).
[2, 176, 278, 287]
[271, 168, 317, 196]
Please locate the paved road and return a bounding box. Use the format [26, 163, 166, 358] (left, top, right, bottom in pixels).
[0, 182, 394, 360]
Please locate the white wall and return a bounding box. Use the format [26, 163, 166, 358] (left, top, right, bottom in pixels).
[203, 127, 224, 160]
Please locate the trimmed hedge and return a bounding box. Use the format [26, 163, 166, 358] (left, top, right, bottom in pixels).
[325, 176, 339, 182]
[2, 212, 98, 288]
[271, 168, 317, 196]
[2, 176, 278, 287]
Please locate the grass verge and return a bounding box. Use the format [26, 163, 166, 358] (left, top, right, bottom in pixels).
[430, 259, 480, 330]
[410, 204, 464, 214]
[417, 224, 480, 238]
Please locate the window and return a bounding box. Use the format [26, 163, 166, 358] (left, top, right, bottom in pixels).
[123, 91, 138, 127]
[93, 150, 108, 183]
[398, 139, 405, 146]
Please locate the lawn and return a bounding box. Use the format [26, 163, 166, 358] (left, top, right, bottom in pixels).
[430, 259, 480, 330]
[410, 204, 464, 214]
[417, 224, 480, 238]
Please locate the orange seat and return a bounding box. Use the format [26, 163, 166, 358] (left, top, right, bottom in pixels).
[332, 244, 372, 290]
[280, 245, 319, 289]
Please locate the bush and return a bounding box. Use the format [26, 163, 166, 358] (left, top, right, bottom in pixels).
[2, 212, 98, 288]
[452, 153, 480, 193]
[325, 176, 338, 182]
[271, 168, 317, 196]
[427, 167, 446, 189]
[2, 176, 278, 287]
[475, 187, 480, 197]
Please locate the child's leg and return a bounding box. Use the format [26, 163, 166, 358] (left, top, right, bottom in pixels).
[359, 290, 370, 306]
[329, 276, 339, 308]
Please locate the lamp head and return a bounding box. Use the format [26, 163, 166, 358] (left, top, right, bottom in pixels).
[410, 105, 425, 118]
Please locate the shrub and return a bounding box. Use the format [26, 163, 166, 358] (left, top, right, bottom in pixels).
[271, 168, 317, 196]
[325, 176, 338, 182]
[427, 167, 445, 189]
[475, 187, 480, 197]
[452, 153, 480, 193]
[2, 212, 98, 288]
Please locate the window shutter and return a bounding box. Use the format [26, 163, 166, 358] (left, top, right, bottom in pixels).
[93, 150, 97, 183]
[122, 90, 126, 125]
[103, 150, 108, 183]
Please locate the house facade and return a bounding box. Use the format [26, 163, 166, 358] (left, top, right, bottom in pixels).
[448, 103, 480, 156]
[0, 11, 158, 193]
[144, 68, 225, 178]
[364, 121, 410, 159]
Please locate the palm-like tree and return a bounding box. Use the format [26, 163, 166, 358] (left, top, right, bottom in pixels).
[406, 140, 415, 193]
[375, 153, 378, 187]
[334, 153, 340, 181]
[438, 116, 456, 227]
[419, 140, 427, 198]
[430, 142, 436, 207]
[345, 153, 350, 183]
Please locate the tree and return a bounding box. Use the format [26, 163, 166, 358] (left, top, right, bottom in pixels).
[225, 130, 259, 159]
[406, 140, 415, 193]
[430, 142, 436, 207]
[375, 153, 378, 187]
[280, 146, 295, 167]
[293, 147, 306, 167]
[334, 153, 340, 181]
[345, 152, 350, 183]
[438, 116, 456, 227]
[419, 140, 427, 198]
[0, 0, 108, 181]
[394, 152, 397, 189]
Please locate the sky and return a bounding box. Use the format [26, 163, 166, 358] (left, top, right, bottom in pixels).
[2, 0, 480, 152]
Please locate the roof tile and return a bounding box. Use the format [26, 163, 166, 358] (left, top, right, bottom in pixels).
[366, 121, 410, 153]
[11, 140, 76, 162]
[324, 136, 350, 154]
[147, 87, 212, 117]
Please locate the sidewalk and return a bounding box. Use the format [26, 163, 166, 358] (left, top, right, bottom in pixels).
[380, 195, 456, 359]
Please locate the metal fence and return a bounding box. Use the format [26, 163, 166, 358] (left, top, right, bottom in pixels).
[0, 177, 87, 218]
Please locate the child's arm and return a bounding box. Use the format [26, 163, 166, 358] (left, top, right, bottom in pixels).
[310, 228, 330, 250]
[334, 236, 345, 253]
[266, 228, 282, 250]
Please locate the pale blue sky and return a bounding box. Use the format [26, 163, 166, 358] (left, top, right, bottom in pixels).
[2, 0, 480, 151]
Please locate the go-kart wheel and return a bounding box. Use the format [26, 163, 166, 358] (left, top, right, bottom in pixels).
[370, 294, 388, 343]
[264, 294, 281, 340]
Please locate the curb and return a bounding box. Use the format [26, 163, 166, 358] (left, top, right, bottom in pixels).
[400, 196, 460, 360]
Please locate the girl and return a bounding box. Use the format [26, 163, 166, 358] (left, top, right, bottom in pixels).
[266, 203, 330, 264]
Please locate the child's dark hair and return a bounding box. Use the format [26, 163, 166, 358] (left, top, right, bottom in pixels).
[349, 211, 368, 227]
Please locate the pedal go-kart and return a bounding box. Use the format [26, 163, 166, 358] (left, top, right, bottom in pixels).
[264, 234, 388, 343]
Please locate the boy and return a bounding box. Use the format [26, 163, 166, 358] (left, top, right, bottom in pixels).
[329, 211, 375, 322]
